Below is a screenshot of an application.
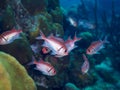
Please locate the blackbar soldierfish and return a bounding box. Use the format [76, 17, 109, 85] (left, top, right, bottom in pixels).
[29, 56, 56, 76]
[0, 29, 22, 45]
[36, 31, 68, 57]
[81, 54, 90, 74]
[86, 36, 109, 55]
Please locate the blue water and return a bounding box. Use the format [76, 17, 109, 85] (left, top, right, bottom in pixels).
[60, 0, 120, 16]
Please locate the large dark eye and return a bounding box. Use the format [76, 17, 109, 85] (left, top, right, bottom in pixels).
[88, 49, 90, 52]
[53, 70, 56, 74]
[64, 49, 67, 52]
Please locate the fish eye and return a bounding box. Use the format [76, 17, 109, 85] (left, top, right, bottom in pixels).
[53, 70, 56, 73]
[46, 48, 48, 50]
[64, 49, 67, 52]
[87, 49, 90, 52]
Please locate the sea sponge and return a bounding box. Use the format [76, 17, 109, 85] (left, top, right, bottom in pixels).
[0, 52, 36, 90]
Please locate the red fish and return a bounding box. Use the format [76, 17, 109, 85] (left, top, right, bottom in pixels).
[0, 29, 22, 45]
[36, 31, 68, 57]
[81, 54, 90, 74]
[86, 36, 108, 55]
[42, 47, 50, 54]
[65, 33, 82, 52]
[29, 56, 56, 76]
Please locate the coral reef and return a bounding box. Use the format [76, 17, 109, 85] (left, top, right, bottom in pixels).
[0, 4, 15, 32]
[65, 83, 80, 90]
[84, 82, 116, 90]
[0, 0, 64, 40]
[95, 59, 117, 84]
[0, 51, 36, 90]
[22, 0, 48, 15]
[48, 0, 60, 10]
[50, 7, 63, 24]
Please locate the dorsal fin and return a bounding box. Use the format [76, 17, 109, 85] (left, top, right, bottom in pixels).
[65, 36, 72, 44]
[38, 59, 52, 66]
[91, 41, 100, 45]
[55, 37, 64, 43]
[1, 29, 22, 36]
[73, 32, 81, 42]
[49, 35, 64, 43]
[44, 61, 52, 67]
[48, 33, 54, 38]
[68, 36, 72, 40]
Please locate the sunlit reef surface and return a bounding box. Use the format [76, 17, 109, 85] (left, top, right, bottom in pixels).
[0, 0, 120, 90]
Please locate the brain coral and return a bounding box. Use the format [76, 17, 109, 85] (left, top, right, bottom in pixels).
[0, 52, 36, 90]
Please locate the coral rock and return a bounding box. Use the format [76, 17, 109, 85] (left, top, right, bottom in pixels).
[0, 51, 36, 90]
[65, 83, 80, 90]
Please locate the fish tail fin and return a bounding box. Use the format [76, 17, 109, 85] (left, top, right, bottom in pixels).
[13, 33, 22, 40]
[36, 30, 46, 40]
[103, 35, 109, 43]
[73, 32, 82, 42]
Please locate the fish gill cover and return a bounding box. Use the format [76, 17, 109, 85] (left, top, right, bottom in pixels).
[0, 0, 120, 90]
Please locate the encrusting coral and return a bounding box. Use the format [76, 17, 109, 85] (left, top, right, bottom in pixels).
[0, 52, 36, 90]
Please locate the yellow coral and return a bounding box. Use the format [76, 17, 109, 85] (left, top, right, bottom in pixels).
[0, 52, 36, 90]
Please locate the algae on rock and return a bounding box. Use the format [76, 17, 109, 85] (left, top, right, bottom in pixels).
[0, 52, 36, 90]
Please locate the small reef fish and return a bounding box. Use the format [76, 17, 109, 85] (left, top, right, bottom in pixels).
[65, 33, 82, 52]
[36, 31, 68, 57]
[30, 57, 56, 76]
[81, 54, 90, 74]
[0, 29, 22, 45]
[42, 47, 50, 54]
[78, 20, 95, 29]
[86, 36, 108, 55]
[68, 17, 78, 27]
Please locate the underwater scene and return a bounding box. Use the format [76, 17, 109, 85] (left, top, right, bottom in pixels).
[0, 0, 120, 90]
